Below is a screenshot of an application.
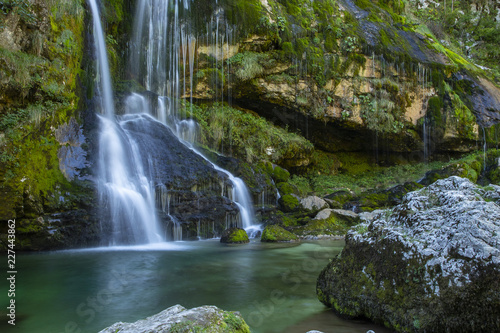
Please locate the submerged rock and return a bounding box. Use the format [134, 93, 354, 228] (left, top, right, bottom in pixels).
[261, 225, 299, 242]
[220, 228, 249, 244]
[317, 176, 500, 332]
[98, 304, 250, 333]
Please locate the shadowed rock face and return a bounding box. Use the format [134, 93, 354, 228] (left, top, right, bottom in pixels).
[453, 73, 500, 128]
[116, 114, 242, 238]
[317, 176, 500, 332]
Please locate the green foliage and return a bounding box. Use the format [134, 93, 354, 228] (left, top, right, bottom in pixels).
[230, 52, 266, 82]
[0, 0, 37, 26]
[358, 77, 406, 134]
[341, 36, 358, 54]
[290, 155, 453, 197]
[289, 175, 312, 197]
[0, 0, 86, 221]
[187, 102, 313, 164]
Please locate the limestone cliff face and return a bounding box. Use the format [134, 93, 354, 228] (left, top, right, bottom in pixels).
[182, 0, 500, 156]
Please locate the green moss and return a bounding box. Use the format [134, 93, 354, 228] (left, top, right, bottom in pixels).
[221, 228, 250, 244]
[261, 225, 298, 242]
[187, 102, 313, 164]
[277, 182, 295, 195]
[272, 166, 290, 183]
[427, 96, 443, 127]
[295, 216, 349, 236]
[278, 194, 299, 212]
[223, 312, 251, 333]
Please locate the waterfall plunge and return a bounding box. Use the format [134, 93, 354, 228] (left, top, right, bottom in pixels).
[89, 0, 163, 245]
[129, 0, 260, 237]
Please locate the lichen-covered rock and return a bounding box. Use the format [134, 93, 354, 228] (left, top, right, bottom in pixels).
[98, 304, 250, 333]
[220, 228, 249, 244]
[300, 196, 329, 212]
[317, 176, 500, 332]
[261, 225, 298, 242]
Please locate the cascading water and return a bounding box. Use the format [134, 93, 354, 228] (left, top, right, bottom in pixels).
[128, 0, 260, 237]
[89, 0, 163, 245]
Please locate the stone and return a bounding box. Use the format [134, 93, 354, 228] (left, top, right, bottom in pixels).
[261, 225, 298, 242]
[300, 196, 329, 212]
[98, 304, 250, 333]
[278, 194, 300, 212]
[294, 208, 358, 238]
[220, 228, 249, 244]
[317, 176, 500, 332]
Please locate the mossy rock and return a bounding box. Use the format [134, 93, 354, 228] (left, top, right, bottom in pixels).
[277, 182, 296, 195]
[293, 215, 350, 237]
[278, 194, 299, 212]
[357, 182, 424, 211]
[220, 228, 250, 244]
[325, 189, 355, 206]
[272, 166, 290, 183]
[420, 156, 483, 186]
[261, 225, 298, 242]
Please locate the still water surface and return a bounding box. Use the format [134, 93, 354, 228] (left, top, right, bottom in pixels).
[3, 240, 390, 333]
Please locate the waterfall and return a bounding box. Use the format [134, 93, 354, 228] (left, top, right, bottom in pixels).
[129, 0, 259, 237]
[89, 0, 163, 245]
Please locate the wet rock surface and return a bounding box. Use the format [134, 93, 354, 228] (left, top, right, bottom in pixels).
[119, 114, 242, 237]
[317, 176, 500, 332]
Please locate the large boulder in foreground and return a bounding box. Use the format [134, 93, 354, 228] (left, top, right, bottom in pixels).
[98, 304, 250, 333]
[317, 177, 500, 332]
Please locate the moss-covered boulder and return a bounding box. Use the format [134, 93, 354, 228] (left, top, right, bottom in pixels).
[220, 228, 249, 244]
[276, 182, 295, 195]
[261, 225, 298, 242]
[357, 181, 424, 211]
[98, 304, 250, 333]
[278, 194, 300, 212]
[419, 155, 484, 185]
[293, 209, 359, 238]
[324, 189, 355, 207]
[317, 177, 500, 332]
[272, 165, 290, 183]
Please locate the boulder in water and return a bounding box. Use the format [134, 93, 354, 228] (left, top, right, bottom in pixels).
[220, 228, 249, 244]
[317, 176, 500, 332]
[261, 225, 299, 242]
[98, 304, 250, 333]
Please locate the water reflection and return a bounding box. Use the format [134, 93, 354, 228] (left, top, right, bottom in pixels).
[4, 240, 390, 333]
